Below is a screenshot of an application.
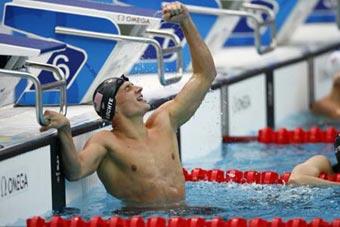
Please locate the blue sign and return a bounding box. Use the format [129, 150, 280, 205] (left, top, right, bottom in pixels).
[4, 5, 120, 104]
[120, 0, 220, 74]
[29, 47, 86, 90]
[224, 0, 297, 47]
[0, 0, 10, 23]
[306, 0, 336, 23]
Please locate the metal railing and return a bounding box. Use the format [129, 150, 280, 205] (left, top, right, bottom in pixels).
[0, 61, 67, 126]
[249, 0, 279, 15]
[186, 4, 277, 54]
[55, 26, 184, 86]
[145, 29, 184, 84]
[241, 2, 276, 24]
[219, 0, 279, 15]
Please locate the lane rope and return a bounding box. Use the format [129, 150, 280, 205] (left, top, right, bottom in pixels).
[223, 127, 339, 144]
[27, 215, 340, 227]
[183, 168, 340, 184]
[26, 169, 340, 226]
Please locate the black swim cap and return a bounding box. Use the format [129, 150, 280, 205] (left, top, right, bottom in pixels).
[92, 75, 129, 121]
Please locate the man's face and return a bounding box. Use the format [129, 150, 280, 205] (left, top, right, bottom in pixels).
[115, 81, 150, 117]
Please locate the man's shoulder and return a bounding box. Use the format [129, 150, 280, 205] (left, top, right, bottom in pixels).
[146, 102, 172, 127]
[89, 129, 116, 144]
[94, 129, 113, 136]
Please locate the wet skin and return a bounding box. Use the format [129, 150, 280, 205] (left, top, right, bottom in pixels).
[95, 108, 186, 207]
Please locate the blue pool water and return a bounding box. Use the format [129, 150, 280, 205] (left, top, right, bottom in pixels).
[55, 180, 340, 222]
[47, 141, 340, 222]
[45, 111, 340, 222]
[276, 111, 340, 130]
[184, 143, 336, 172]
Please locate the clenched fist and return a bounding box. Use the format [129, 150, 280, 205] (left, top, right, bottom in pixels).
[162, 2, 190, 24]
[40, 110, 70, 132]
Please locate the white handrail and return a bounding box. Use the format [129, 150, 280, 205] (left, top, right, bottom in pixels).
[25, 61, 67, 117]
[186, 4, 277, 54]
[0, 64, 67, 126]
[145, 29, 183, 82]
[55, 26, 184, 86]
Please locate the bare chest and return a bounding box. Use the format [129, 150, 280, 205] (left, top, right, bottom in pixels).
[113, 129, 180, 176]
[97, 128, 185, 203]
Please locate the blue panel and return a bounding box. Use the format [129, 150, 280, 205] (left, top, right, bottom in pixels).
[0, 33, 66, 54]
[120, 0, 220, 74]
[4, 5, 120, 105]
[306, 0, 336, 23]
[36, 0, 160, 18]
[0, 0, 10, 22]
[29, 47, 84, 90]
[224, 0, 298, 47]
[306, 15, 336, 23]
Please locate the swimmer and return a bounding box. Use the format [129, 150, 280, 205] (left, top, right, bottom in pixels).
[288, 135, 340, 186]
[311, 51, 340, 119]
[40, 2, 216, 208]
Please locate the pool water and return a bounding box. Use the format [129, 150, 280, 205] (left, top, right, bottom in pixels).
[184, 143, 336, 172]
[46, 111, 340, 222]
[47, 141, 340, 222]
[52, 180, 340, 222]
[276, 111, 340, 130]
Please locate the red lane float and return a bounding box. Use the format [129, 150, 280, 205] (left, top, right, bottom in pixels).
[183, 168, 340, 184]
[223, 127, 339, 144]
[27, 216, 340, 227]
[258, 127, 338, 144]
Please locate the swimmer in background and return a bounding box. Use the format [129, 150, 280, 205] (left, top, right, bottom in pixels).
[311, 51, 340, 119]
[40, 2, 217, 208]
[288, 135, 340, 186]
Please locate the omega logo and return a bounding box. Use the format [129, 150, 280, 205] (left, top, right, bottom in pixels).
[117, 15, 150, 24]
[232, 95, 251, 114]
[1, 172, 29, 199]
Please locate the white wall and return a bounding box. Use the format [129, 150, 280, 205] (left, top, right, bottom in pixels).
[0, 147, 52, 226]
[274, 61, 309, 124]
[227, 74, 267, 135]
[181, 90, 222, 162]
[314, 52, 334, 100]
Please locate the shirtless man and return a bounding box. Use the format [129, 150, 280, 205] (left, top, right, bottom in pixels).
[288, 135, 340, 186]
[40, 2, 216, 208]
[311, 51, 340, 119]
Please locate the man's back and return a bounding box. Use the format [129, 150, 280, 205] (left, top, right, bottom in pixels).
[95, 109, 185, 207]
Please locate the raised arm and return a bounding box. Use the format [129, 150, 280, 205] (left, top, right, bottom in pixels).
[40, 110, 107, 181]
[161, 2, 217, 129]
